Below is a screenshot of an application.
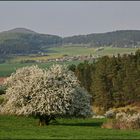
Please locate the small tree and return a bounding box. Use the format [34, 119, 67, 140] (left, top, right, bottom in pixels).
[0, 65, 92, 125]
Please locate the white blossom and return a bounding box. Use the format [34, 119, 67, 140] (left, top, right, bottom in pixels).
[0, 64, 92, 118]
[104, 110, 116, 118]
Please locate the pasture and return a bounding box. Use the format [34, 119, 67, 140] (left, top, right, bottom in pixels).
[1, 115, 140, 139]
[48, 46, 138, 56]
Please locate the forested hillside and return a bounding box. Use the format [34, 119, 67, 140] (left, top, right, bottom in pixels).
[69, 50, 140, 111]
[63, 30, 140, 47]
[0, 28, 62, 55]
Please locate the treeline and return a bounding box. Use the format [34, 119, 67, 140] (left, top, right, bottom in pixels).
[63, 30, 140, 47]
[69, 50, 140, 111]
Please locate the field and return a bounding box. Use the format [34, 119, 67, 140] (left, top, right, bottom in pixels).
[48, 46, 138, 56]
[10, 46, 138, 62]
[0, 61, 81, 77]
[1, 115, 140, 139]
[0, 47, 139, 77]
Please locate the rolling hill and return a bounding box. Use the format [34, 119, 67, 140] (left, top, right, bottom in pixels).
[0, 28, 62, 55]
[1, 28, 37, 34]
[63, 30, 140, 47]
[0, 28, 140, 56]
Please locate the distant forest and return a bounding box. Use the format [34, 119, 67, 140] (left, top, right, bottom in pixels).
[0, 29, 140, 55]
[63, 30, 140, 47]
[0, 32, 62, 55]
[69, 50, 140, 111]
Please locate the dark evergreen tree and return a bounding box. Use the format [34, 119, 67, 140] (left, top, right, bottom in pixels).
[69, 49, 140, 110]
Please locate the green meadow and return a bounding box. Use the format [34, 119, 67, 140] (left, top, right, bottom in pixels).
[48, 46, 138, 56]
[1, 115, 140, 139]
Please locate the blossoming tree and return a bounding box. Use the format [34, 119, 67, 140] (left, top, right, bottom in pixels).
[0, 65, 92, 125]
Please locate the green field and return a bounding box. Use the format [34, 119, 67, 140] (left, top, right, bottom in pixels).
[10, 46, 139, 62]
[0, 47, 139, 77]
[1, 115, 140, 139]
[0, 61, 82, 77]
[48, 46, 138, 56]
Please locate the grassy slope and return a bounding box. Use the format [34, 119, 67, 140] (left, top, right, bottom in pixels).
[95, 47, 138, 56]
[1, 115, 140, 139]
[48, 46, 138, 56]
[47, 46, 96, 56]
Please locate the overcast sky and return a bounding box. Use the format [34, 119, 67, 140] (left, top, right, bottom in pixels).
[0, 1, 140, 37]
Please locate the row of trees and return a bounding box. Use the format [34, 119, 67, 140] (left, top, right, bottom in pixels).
[69, 50, 140, 111]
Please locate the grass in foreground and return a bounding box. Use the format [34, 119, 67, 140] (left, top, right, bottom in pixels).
[1, 115, 140, 139]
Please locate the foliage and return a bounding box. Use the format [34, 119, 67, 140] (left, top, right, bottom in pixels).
[0, 86, 6, 95]
[70, 50, 140, 111]
[0, 96, 4, 104]
[0, 65, 92, 124]
[0, 31, 62, 55]
[103, 112, 140, 130]
[104, 110, 116, 119]
[63, 30, 140, 48]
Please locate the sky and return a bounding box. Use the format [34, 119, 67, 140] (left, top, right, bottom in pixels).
[0, 1, 140, 37]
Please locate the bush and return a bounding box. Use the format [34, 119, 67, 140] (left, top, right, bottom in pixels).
[104, 110, 116, 119]
[0, 86, 6, 95]
[0, 96, 4, 105]
[102, 112, 140, 130]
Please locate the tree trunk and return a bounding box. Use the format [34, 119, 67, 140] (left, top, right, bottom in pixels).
[38, 115, 52, 126]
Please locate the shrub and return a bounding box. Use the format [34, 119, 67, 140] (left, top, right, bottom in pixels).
[104, 110, 116, 119]
[0, 65, 92, 125]
[0, 96, 4, 105]
[102, 112, 140, 130]
[0, 86, 6, 95]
